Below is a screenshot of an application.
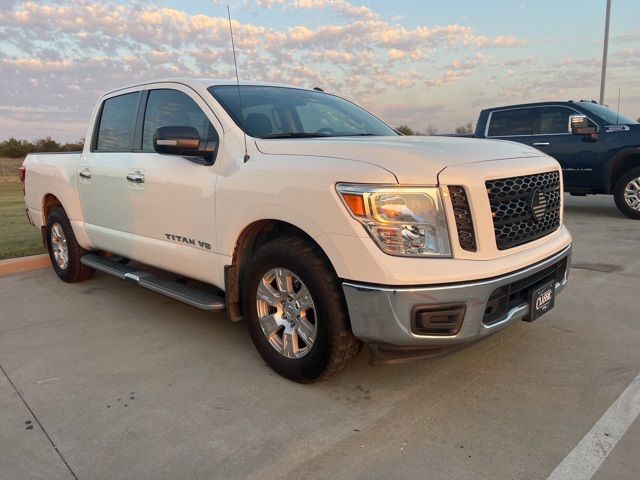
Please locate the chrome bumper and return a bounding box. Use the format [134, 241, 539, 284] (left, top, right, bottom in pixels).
[342, 245, 571, 347]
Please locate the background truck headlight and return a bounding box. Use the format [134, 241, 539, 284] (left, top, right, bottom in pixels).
[336, 184, 452, 257]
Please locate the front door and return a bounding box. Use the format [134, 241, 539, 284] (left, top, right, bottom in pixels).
[530, 106, 604, 188]
[123, 85, 223, 285]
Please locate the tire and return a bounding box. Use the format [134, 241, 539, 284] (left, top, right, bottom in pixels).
[45, 207, 94, 282]
[613, 167, 640, 219]
[243, 236, 362, 383]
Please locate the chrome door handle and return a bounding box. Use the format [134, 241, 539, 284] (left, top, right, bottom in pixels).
[533, 142, 550, 146]
[126, 172, 145, 183]
[79, 168, 92, 179]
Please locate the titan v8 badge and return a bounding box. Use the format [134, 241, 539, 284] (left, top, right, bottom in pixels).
[164, 233, 211, 250]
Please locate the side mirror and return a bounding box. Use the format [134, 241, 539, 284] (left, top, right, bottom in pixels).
[153, 126, 216, 163]
[569, 115, 597, 136]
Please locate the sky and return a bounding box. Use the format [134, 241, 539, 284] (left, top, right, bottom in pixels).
[0, 0, 638, 141]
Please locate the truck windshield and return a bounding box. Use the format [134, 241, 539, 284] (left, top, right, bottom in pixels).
[579, 103, 638, 125]
[208, 85, 398, 139]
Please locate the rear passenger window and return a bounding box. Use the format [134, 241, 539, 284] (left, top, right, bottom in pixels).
[95, 92, 141, 151]
[487, 109, 534, 137]
[142, 89, 218, 151]
[533, 107, 573, 135]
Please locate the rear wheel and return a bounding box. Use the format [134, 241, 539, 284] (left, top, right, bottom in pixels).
[243, 236, 362, 383]
[614, 167, 640, 219]
[45, 207, 94, 282]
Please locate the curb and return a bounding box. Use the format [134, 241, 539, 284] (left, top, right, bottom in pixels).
[0, 254, 51, 277]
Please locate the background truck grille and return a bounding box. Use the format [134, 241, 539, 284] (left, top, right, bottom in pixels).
[486, 171, 561, 250]
[448, 186, 477, 252]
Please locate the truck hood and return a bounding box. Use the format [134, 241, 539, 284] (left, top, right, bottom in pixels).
[255, 136, 545, 184]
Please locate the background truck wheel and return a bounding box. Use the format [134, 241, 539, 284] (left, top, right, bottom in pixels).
[45, 207, 94, 282]
[243, 236, 362, 383]
[613, 167, 640, 219]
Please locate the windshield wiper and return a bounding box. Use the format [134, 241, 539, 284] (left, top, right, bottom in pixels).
[260, 132, 331, 139]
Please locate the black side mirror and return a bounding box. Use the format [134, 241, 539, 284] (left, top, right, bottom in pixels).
[569, 115, 597, 136]
[153, 126, 216, 163]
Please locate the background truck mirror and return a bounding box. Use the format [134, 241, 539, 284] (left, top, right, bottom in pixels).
[569, 115, 597, 136]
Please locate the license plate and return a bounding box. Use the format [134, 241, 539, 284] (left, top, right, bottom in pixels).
[526, 281, 555, 322]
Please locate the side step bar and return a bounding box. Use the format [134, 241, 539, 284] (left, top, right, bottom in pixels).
[81, 254, 226, 311]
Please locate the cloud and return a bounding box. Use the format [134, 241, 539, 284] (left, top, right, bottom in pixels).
[0, 0, 532, 139]
[613, 29, 640, 44]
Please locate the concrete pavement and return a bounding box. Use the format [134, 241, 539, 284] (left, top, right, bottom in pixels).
[1, 194, 639, 479]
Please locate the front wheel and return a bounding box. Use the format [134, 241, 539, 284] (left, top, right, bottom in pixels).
[614, 167, 640, 219]
[243, 236, 362, 383]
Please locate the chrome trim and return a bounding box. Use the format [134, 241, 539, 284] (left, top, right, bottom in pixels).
[342, 245, 571, 346]
[126, 171, 145, 183]
[485, 105, 599, 138]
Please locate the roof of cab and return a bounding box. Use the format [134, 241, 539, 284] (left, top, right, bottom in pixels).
[106, 78, 309, 96]
[479, 100, 601, 113]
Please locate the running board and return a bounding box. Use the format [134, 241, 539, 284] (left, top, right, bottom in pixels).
[81, 254, 226, 311]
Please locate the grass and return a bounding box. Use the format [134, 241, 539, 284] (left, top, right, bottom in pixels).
[0, 157, 46, 260]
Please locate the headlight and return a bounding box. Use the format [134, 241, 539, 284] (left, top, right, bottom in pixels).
[336, 184, 451, 257]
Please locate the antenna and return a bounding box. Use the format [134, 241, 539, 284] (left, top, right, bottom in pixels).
[227, 5, 249, 162]
[616, 87, 620, 125]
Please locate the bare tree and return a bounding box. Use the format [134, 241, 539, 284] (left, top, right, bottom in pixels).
[424, 125, 438, 136]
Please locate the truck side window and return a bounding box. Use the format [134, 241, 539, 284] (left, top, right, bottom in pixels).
[487, 109, 534, 137]
[95, 92, 141, 151]
[533, 107, 573, 135]
[142, 89, 218, 151]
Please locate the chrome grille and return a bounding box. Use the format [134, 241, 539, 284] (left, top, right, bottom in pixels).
[486, 171, 561, 250]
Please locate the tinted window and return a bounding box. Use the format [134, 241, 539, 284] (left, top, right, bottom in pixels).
[295, 102, 369, 135]
[142, 89, 217, 151]
[209, 85, 397, 138]
[534, 106, 572, 134]
[96, 92, 140, 151]
[487, 108, 534, 137]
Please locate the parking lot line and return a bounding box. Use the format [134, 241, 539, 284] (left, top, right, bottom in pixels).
[547, 373, 640, 480]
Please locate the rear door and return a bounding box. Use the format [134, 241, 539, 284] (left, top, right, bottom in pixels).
[77, 90, 142, 250]
[123, 84, 223, 284]
[529, 106, 603, 188]
[484, 107, 536, 145]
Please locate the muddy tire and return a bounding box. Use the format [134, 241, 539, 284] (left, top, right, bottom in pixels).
[243, 236, 362, 383]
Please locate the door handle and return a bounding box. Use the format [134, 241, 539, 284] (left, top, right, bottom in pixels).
[533, 142, 550, 146]
[79, 168, 92, 179]
[126, 172, 145, 183]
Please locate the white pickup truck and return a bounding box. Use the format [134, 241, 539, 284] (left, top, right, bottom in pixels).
[21, 78, 572, 382]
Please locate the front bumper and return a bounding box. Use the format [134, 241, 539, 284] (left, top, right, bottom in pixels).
[342, 244, 571, 348]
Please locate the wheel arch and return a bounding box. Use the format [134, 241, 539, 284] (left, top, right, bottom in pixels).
[605, 148, 640, 193]
[39, 193, 95, 251]
[41, 193, 64, 221]
[224, 219, 338, 321]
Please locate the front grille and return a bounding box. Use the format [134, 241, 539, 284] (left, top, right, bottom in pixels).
[486, 171, 561, 250]
[448, 186, 477, 252]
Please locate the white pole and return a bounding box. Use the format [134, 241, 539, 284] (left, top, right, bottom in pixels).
[599, 0, 611, 105]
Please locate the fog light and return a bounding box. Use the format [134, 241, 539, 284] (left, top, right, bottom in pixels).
[412, 304, 466, 336]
